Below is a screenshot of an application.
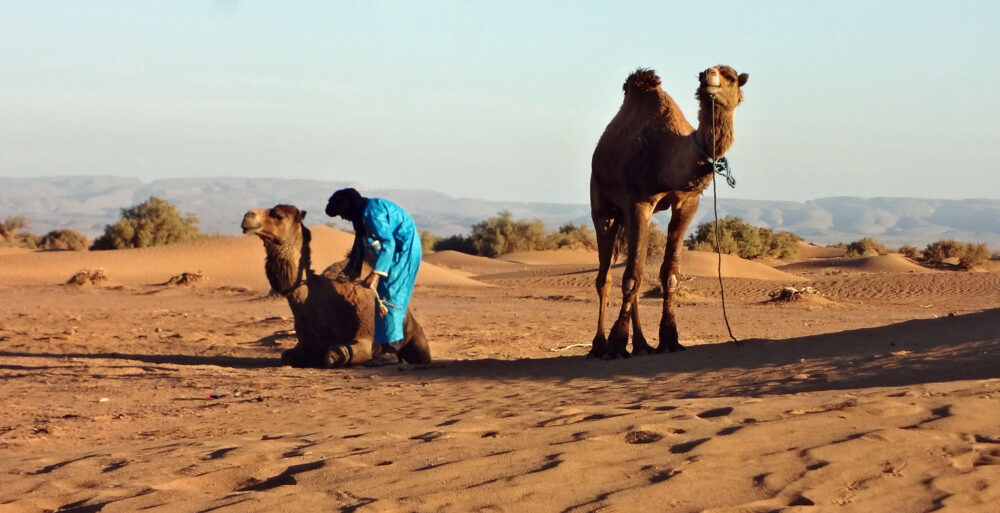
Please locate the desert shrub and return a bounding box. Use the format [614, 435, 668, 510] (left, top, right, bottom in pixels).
[39, 229, 90, 251]
[92, 196, 202, 250]
[958, 243, 990, 269]
[0, 215, 41, 248]
[67, 268, 109, 286]
[0, 215, 29, 242]
[419, 230, 438, 254]
[165, 271, 204, 286]
[432, 234, 477, 254]
[897, 244, 920, 259]
[845, 237, 888, 257]
[469, 211, 549, 257]
[923, 239, 964, 264]
[548, 223, 597, 250]
[686, 216, 800, 259]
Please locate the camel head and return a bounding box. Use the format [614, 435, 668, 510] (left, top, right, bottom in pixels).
[696, 65, 749, 109]
[241, 204, 306, 244]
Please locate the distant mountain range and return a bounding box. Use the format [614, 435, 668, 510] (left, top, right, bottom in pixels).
[2, 176, 999, 250]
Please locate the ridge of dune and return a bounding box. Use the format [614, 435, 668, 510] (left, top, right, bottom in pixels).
[424, 250, 525, 275]
[779, 253, 934, 274]
[796, 241, 848, 259]
[679, 250, 805, 280]
[498, 249, 600, 266]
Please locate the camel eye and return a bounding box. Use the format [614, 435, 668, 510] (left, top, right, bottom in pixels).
[269, 209, 283, 219]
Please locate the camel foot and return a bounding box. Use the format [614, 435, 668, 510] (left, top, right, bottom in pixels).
[631, 335, 655, 356]
[365, 352, 401, 367]
[655, 341, 686, 353]
[655, 326, 685, 353]
[587, 334, 609, 359]
[281, 346, 331, 368]
[607, 327, 631, 360]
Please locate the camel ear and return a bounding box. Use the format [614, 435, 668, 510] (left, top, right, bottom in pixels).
[299, 210, 307, 222]
[738, 73, 749, 87]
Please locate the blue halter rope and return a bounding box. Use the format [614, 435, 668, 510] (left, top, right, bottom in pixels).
[690, 134, 736, 188]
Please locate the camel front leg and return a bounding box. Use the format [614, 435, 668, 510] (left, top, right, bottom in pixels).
[657, 197, 700, 353]
[589, 210, 617, 359]
[609, 202, 653, 359]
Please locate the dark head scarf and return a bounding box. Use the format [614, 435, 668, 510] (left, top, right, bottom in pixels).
[325, 188, 366, 220]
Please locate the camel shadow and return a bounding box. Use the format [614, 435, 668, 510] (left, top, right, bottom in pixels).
[410, 308, 1000, 397]
[3, 310, 997, 394]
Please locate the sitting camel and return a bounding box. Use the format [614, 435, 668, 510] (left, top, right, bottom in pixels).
[242, 204, 432, 368]
[590, 65, 748, 359]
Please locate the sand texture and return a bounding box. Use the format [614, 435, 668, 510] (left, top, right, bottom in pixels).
[2, 238, 1000, 512]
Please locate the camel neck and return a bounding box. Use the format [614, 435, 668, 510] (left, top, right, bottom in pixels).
[263, 227, 312, 299]
[695, 100, 736, 159]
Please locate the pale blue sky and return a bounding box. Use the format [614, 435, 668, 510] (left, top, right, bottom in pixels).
[2, 1, 998, 204]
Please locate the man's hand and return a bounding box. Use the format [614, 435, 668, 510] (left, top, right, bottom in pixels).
[361, 272, 380, 291]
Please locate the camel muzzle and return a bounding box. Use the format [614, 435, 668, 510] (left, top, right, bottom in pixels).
[704, 68, 721, 95]
[241, 211, 262, 234]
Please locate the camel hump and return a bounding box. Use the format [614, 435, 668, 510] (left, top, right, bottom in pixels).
[623, 68, 661, 94]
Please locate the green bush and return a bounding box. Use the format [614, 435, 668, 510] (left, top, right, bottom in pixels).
[469, 211, 549, 257]
[92, 196, 202, 250]
[897, 244, 920, 259]
[39, 229, 90, 251]
[432, 234, 477, 255]
[548, 223, 597, 250]
[686, 216, 800, 259]
[419, 230, 438, 254]
[845, 237, 888, 257]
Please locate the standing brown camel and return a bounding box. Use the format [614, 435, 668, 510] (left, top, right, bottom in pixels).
[242, 204, 431, 368]
[590, 65, 749, 359]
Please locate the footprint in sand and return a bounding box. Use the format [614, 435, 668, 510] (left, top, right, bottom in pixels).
[625, 430, 664, 444]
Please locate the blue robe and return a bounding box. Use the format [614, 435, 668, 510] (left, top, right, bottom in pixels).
[361, 198, 421, 344]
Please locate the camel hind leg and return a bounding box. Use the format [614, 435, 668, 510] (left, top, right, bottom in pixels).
[397, 310, 432, 364]
[608, 202, 653, 359]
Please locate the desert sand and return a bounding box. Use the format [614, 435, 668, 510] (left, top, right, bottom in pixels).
[2, 229, 999, 512]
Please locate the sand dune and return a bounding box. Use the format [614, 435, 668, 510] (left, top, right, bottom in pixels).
[680, 250, 804, 280]
[492, 248, 803, 281]
[424, 250, 525, 275]
[498, 248, 601, 265]
[0, 226, 488, 289]
[780, 253, 934, 275]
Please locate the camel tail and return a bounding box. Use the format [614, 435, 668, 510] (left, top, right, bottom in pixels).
[623, 68, 661, 95]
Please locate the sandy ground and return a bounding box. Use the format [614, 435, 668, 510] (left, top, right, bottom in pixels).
[2, 230, 999, 512]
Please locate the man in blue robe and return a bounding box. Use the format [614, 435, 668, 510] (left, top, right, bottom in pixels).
[325, 188, 422, 362]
